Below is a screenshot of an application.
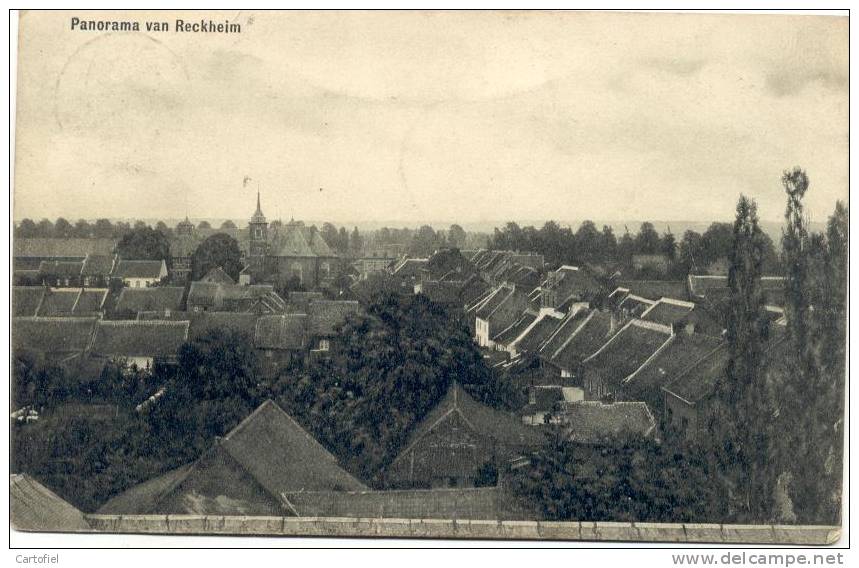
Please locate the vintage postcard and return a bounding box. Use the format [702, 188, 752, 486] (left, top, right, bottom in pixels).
[10, 10, 848, 545]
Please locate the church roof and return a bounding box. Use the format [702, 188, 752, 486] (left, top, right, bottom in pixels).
[274, 225, 316, 257]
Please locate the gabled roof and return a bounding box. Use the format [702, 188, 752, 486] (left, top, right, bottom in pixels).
[617, 294, 657, 316]
[13, 286, 46, 317]
[516, 312, 565, 353]
[81, 254, 116, 277]
[13, 317, 98, 354]
[274, 226, 316, 257]
[254, 314, 307, 350]
[622, 333, 724, 405]
[199, 266, 236, 285]
[640, 297, 696, 327]
[687, 274, 785, 298]
[397, 383, 544, 459]
[90, 320, 189, 358]
[583, 319, 673, 390]
[113, 259, 166, 279]
[391, 257, 429, 277]
[218, 400, 366, 494]
[116, 287, 185, 314]
[493, 312, 538, 344]
[10, 474, 91, 532]
[539, 307, 591, 357]
[13, 238, 116, 258]
[36, 289, 81, 316]
[308, 300, 360, 336]
[662, 344, 730, 405]
[37, 260, 83, 278]
[98, 401, 366, 515]
[474, 286, 515, 319]
[187, 281, 221, 308]
[560, 401, 656, 444]
[307, 231, 335, 257]
[549, 311, 614, 371]
[73, 289, 109, 315]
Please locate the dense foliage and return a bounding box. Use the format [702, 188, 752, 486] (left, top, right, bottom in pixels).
[115, 226, 171, 265]
[272, 292, 518, 484]
[509, 436, 723, 522]
[190, 233, 244, 281]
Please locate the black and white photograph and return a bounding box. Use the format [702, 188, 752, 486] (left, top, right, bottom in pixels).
[8, 9, 850, 547]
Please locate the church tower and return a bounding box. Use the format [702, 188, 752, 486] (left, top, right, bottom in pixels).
[248, 191, 269, 264]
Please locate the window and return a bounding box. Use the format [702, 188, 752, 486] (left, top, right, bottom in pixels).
[319, 339, 330, 351]
[321, 262, 330, 277]
[255, 227, 263, 239]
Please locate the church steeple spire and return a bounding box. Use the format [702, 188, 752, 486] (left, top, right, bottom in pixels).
[251, 191, 267, 224]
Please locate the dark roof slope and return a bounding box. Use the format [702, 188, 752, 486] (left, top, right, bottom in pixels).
[583, 320, 673, 389]
[116, 287, 185, 314]
[199, 266, 235, 285]
[219, 400, 366, 493]
[10, 474, 91, 532]
[539, 308, 590, 357]
[35, 289, 83, 317]
[37, 260, 83, 278]
[550, 311, 614, 370]
[274, 226, 315, 257]
[13, 317, 98, 354]
[90, 321, 189, 358]
[617, 280, 688, 302]
[492, 312, 537, 344]
[13, 287, 46, 317]
[516, 313, 564, 353]
[73, 289, 108, 315]
[96, 465, 194, 515]
[662, 344, 730, 404]
[560, 401, 656, 444]
[400, 383, 544, 453]
[113, 260, 165, 279]
[623, 333, 724, 405]
[189, 312, 258, 340]
[81, 254, 116, 277]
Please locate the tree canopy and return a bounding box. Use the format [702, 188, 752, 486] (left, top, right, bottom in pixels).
[190, 233, 243, 281]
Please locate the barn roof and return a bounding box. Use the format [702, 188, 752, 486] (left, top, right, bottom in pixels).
[640, 298, 696, 327]
[10, 474, 91, 532]
[398, 383, 544, 458]
[37, 260, 83, 278]
[516, 312, 565, 353]
[199, 266, 235, 285]
[90, 320, 189, 358]
[493, 312, 537, 344]
[616, 280, 689, 302]
[189, 312, 258, 341]
[80, 254, 117, 277]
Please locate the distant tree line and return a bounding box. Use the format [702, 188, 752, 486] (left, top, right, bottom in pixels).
[488, 219, 781, 276]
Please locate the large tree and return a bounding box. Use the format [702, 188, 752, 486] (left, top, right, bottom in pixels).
[190, 233, 243, 281]
[707, 195, 777, 522]
[448, 224, 467, 248]
[115, 226, 171, 265]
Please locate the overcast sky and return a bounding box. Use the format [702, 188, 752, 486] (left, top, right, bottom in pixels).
[14, 10, 848, 228]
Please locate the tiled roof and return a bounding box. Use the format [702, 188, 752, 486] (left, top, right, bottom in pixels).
[583, 320, 673, 390]
[81, 254, 116, 277]
[474, 287, 514, 319]
[273, 226, 316, 257]
[516, 313, 565, 353]
[308, 300, 359, 336]
[283, 486, 534, 520]
[113, 260, 165, 279]
[662, 343, 730, 404]
[398, 383, 544, 456]
[90, 320, 189, 358]
[539, 307, 590, 357]
[560, 401, 656, 444]
[116, 287, 185, 314]
[289, 291, 325, 304]
[36, 289, 81, 316]
[623, 333, 724, 406]
[12, 287, 46, 317]
[640, 298, 696, 327]
[37, 260, 83, 278]
[199, 266, 235, 285]
[549, 311, 614, 371]
[13, 317, 98, 354]
[187, 281, 222, 308]
[10, 474, 90, 532]
[219, 400, 367, 494]
[392, 258, 429, 277]
[99, 400, 366, 515]
[307, 231, 336, 257]
[493, 312, 537, 344]
[74, 289, 109, 315]
[617, 294, 657, 316]
[13, 238, 116, 258]
[254, 314, 308, 350]
[687, 275, 785, 298]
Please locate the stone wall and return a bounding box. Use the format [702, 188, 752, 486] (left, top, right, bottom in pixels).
[82, 515, 840, 544]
